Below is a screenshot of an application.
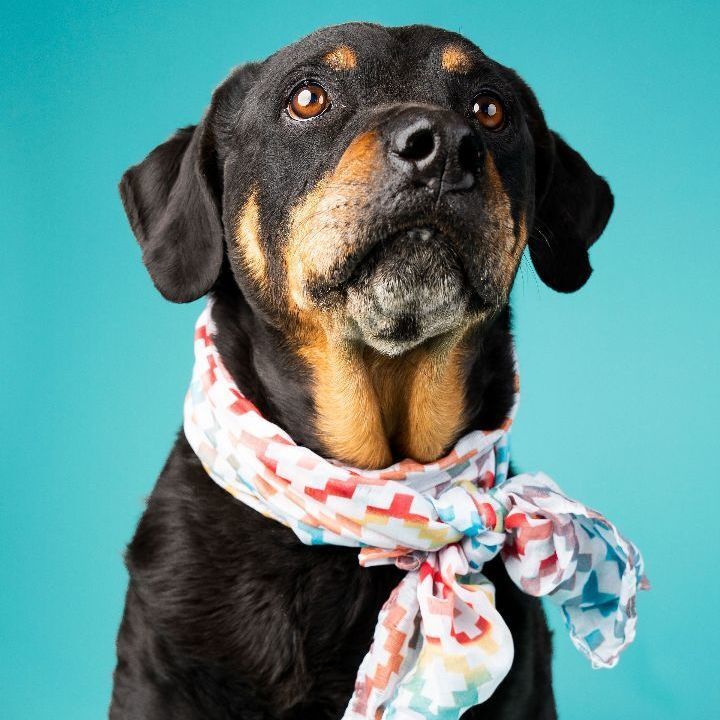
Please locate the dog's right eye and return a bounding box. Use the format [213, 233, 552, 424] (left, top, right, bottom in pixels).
[287, 82, 329, 121]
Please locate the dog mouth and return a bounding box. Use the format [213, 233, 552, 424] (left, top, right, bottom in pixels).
[342, 227, 474, 354]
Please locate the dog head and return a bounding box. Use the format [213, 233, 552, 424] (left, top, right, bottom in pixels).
[121, 23, 612, 351]
[120, 23, 613, 465]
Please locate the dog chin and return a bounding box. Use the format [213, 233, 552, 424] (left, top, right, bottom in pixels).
[345, 228, 469, 355]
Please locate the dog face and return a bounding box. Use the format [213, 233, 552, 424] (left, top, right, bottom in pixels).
[120, 23, 613, 466]
[226, 23, 542, 356]
[121, 23, 613, 355]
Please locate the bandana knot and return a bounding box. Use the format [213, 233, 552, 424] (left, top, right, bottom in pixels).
[184, 303, 646, 720]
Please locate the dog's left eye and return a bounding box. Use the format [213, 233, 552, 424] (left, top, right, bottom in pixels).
[287, 82, 329, 121]
[472, 93, 505, 131]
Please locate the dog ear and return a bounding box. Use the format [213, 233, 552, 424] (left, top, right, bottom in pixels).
[119, 120, 223, 303]
[119, 64, 258, 303]
[528, 131, 614, 293]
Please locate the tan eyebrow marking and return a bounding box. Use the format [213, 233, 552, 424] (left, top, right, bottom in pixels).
[441, 45, 473, 73]
[322, 45, 357, 71]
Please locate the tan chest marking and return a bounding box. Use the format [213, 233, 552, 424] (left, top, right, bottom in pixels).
[300, 332, 468, 469]
[368, 342, 468, 464]
[297, 326, 393, 469]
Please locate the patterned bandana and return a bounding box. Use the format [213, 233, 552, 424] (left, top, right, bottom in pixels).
[184, 303, 647, 720]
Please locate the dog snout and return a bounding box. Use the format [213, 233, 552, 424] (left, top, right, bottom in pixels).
[387, 108, 482, 194]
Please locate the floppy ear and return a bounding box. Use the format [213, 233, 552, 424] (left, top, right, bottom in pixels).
[528, 131, 614, 293]
[119, 118, 224, 303]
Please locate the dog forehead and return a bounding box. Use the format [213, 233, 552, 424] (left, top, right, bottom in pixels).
[262, 23, 490, 78]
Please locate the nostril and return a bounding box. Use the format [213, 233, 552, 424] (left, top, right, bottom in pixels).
[457, 133, 481, 174]
[396, 126, 436, 163]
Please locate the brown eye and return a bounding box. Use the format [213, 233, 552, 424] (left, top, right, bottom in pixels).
[288, 83, 329, 120]
[472, 94, 505, 130]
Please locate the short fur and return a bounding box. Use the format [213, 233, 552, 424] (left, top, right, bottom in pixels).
[111, 22, 613, 719]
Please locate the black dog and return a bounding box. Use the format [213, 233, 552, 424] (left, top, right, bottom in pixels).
[111, 23, 612, 719]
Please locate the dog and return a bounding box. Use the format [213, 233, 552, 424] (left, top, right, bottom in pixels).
[110, 22, 613, 719]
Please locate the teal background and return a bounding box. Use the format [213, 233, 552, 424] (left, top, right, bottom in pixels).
[2, 1, 719, 718]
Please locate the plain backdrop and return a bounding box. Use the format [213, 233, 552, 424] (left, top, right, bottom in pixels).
[2, 1, 719, 718]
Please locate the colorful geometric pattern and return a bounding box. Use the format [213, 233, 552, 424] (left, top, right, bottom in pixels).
[183, 303, 647, 720]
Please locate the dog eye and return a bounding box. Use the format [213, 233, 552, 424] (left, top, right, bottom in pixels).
[287, 83, 329, 121]
[472, 94, 505, 130]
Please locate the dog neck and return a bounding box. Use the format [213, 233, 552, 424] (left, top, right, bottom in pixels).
[210, 277, 516, 469]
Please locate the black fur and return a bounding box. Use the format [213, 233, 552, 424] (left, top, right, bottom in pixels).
[529, 133, 614, 292]
[111, 22, 613, 719]
[110, 284, 551, 720]
[119, 124, 223, 303]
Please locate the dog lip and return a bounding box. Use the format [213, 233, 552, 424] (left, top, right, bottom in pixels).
[326, 222, 453, 291]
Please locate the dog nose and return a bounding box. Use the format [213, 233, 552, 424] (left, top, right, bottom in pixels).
[388, 109, 481, 193]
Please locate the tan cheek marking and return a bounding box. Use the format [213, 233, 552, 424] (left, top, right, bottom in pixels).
[441, 45, 473, 73]
[285, 131, 380, 310]
[484, 154, 528, 286]
[323, 45, 357, 71]
[513, 215, 528, 264]
[286, 183, 327, 311]
[234, 190, 267, 288]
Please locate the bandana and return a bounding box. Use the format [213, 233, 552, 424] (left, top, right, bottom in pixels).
[184, 303, 646, 720]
